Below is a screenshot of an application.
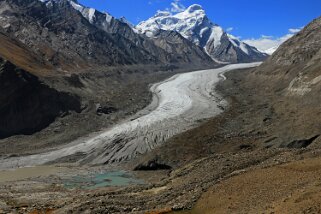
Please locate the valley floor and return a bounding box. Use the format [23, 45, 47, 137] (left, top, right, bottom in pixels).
[0, 64, 254, 169]
[0, 66, 320, 214]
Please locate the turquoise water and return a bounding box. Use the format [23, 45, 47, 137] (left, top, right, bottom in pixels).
[64, 170, 144, 190]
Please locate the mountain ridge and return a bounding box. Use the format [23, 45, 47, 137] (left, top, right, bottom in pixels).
[37, 0, 266, 64]
[0, 0, 215, 75]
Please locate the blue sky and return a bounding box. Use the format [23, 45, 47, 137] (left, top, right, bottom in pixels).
[78, 0, 321, 51]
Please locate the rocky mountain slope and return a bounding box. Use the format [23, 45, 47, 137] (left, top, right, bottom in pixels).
[136, 4, 267, 63]
[0, 28, 53, 75]
[239, 15, 321, 148]
[0, 0, 139, 71]
[257, 16, 321, 95]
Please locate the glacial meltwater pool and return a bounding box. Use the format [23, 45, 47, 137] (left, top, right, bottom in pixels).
[64, 170, 144, 190]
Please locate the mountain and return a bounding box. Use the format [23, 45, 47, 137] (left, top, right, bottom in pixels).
[66, 0, 213, 66]
[136, 4, 268, 63]
[258, 16, 321, 91]
[249, 16, 321, 148]
[0, 0, 215, 139]
[0, 0, 214, 73]
[0, 0, 151, 72]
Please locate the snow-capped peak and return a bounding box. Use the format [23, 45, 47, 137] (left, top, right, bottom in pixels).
[136, 4, 267, 63]
[136, 5, 220, 49]
[136, 5, 209, 43]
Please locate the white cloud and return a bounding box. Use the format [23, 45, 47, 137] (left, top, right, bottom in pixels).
[149, 0, 186, 14]
[289, 28, 302, 33]
[243, 27, 303, 54]
[226, 27, 233, 32]
[261, 35, 273, 39]
[170, 0, 186, 13]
